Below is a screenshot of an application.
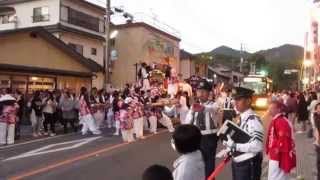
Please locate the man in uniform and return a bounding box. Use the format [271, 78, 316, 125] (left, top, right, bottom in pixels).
[185, 80, 219, 178]
[224, 87, 264, 180]
[220, 88, 236, 123]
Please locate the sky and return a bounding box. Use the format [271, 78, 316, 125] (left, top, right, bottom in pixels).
[88, 0, 314, 53]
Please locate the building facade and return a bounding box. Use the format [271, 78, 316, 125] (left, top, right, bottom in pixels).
[0, 27, 102, 94]
[0, 0, 106, 89]
[208, 64, 244, 87]
[179, 50, 209, 80]
[110, 22, 180, 88]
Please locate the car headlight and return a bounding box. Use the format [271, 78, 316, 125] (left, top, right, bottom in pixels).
[255, 98, 268, 108]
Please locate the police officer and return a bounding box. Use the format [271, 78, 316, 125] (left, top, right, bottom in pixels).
[224, 87, 264, 180]
[222, 88, 236, 123]
[185, 80, 219, 178]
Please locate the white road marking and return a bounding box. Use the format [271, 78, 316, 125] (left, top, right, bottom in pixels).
[3, 136, 101, 161]
[0, 134, 72, 150]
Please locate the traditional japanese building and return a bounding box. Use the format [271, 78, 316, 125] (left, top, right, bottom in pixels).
[0, 27, 103, 94]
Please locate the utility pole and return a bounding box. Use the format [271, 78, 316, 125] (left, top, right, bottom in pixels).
[240, 43, 244, 73]
[104, 0, 111, 87]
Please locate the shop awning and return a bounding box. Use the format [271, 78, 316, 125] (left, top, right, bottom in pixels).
[0, 63, 93, 77]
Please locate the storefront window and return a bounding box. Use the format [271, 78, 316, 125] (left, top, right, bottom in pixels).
[0, 75, 10, 89]
[12, 76, 27, 93]
[28, 76, 55, 93]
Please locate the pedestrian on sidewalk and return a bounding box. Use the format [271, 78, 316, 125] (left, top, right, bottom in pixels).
[42, 92, 57, 137]
[285, 92, 298, 131]
[78, 87, 101, 135]
[307, 92, 319, 138]
[14, 90, 24, 140]
[312, 102, 320, 180]
[29, 91, 43, 137]
[0, 94, 18, 145]
[60, 91, 78, 133]
[172, 124, 205, 180]
[297, 93, 308, 133]
[266, 101, 296, 180]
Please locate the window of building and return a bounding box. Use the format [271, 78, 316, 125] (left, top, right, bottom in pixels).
[195, 66, 200, 74]
[33, 7, 49, 22]
[0, 15, 10, 24]
[233, 76, 238, 83]
[110, 39, 116, 47]
[91, 48, 97, 55]
[61, 6, 104, 33]
[69, 43, 83, 55]
[60, 6, 69, 22]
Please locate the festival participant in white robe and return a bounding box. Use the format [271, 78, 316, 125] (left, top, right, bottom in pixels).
[78, 87, 101, 135]
[167, 68, 178, 99]
[176, 91, 189, 124]
[131, 96, 145, 139]
[0, 94, 18, 145]
[141, 62, 150, 91]
[115, 99, 134, 142]
[94, 90, 106, 129]
[178, 80, 193, 97]
[266, 101, 296, 180]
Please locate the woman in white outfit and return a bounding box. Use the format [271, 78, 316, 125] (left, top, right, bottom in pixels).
[78, 87, 101, 135]
[176, 91, 189, 124]
[0, 94, 18, 145]
[93, 90, 106, 129]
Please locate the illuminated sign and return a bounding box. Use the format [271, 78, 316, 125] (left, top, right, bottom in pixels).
[243, 77, 262, 82]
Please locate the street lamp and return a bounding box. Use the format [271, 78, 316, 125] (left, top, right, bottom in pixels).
[303, 77, 309, 84]
[110, 30, 118, 39]
[303, 59, 313, 67]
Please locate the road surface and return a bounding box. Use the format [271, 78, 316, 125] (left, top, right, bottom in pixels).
[0, 110, 271, 180]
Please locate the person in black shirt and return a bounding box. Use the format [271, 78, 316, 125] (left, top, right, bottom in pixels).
[30, 91, 43, 137]
[313, 103, 320, 180]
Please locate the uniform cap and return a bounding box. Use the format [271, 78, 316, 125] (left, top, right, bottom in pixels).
[232, 87, 254, 100]
[0, 94, 16, 102]
[197, 80, 212, 91]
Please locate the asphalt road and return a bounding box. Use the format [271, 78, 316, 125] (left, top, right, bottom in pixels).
[0, 110, 270, 180]
[0, 129, 234, 180]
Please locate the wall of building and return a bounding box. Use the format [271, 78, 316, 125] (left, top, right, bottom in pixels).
[195, 63, 207, 77]
[110, 26, 145, 88]
[111, 25, 180, 88]
[60, 32, 105, 65]
[0, 32, 91, 73]
[180, 59, 192, 79]
[57, 75, 91, 93]
[1, 0, 60, 29]
[92, 72, 104, 90]
[141, 27, 180, 73]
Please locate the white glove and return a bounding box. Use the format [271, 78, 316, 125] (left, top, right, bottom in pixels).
[216, 148, 231, 158]
[223, 135, 236, 153]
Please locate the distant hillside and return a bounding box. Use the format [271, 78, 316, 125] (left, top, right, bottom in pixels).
[211, 45, 251, 58]
[205, 44, 304, 90]
[256, 44, 303, 67]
